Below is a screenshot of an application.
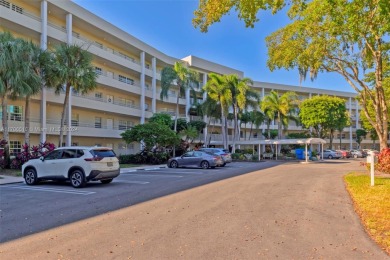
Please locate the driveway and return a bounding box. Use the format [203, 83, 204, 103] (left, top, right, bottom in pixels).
[0, 160, 388, 259]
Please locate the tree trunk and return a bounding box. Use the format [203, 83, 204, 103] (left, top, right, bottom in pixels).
[24, 96, 30, 146]
[171, 93, 181, 157]
[231, 105, 238, 153]
[208, 118, 215, 147]
[1, 95, 11, 168]
[59, 83, 70, 147]
[249, 122, 253, 140]
[329, 129, 334, 149]
[221, 109, 226, 149]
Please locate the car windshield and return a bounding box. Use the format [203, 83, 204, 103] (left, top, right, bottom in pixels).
[90, 149, 116, 157]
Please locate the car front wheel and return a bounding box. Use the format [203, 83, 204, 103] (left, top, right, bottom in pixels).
[24, 168, 38, 185]
[170, 160, 178, 168]
[70, 170, 86, 188]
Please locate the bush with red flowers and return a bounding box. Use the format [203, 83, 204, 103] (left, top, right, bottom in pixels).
[10, 142, 56, 169]
[376, 148, 390, 174]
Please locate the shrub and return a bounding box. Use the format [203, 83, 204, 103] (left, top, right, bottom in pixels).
[377, 148, 390, 174]
[10, 142, 56, 170]
[231, 153, 241, 160]
[118, 152, 170, 165]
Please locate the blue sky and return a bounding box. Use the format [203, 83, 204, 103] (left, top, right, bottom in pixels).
[73, 0, 354, 93]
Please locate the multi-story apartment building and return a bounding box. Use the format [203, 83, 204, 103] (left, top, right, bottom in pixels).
[0, 0, 375, 156]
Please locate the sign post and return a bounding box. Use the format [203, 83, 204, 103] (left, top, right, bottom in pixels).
[367, 151, 376, 186]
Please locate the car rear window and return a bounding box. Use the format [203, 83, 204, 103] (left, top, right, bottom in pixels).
[90, 149, 116, 158]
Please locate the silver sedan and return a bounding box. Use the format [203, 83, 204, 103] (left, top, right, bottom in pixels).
[167, 151, 223, 169]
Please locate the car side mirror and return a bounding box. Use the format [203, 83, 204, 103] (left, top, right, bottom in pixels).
[40, 156, 45, 161]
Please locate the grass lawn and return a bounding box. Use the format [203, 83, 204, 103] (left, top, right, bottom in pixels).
[120, 164, 140, 168]
[0, 169, 22, 177]
[344, 173, 390, 255]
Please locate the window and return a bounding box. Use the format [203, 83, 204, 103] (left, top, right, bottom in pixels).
[44, 149, 62, 160]
[117, 98, 134, 107]
[9, 105, 23, 121]
[11, 3, 23, 14]
[61, 149, 76, 159]
[0, 0, 10, 9]
[95, 67, 102, 75]
[145, 64, 150, 69]
[75, 150, 84, 158]
[95, 117, 102, 128]
[118, 75, 134, 85]
[95, 92, 103, 100]
[119, 75, 127, 83]
[9, 141, 21, 156]
[119, 120, 133, 130]
[71, 113, 79, 127]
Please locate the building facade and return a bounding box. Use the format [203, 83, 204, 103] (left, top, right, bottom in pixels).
[0, 0, 375, 156]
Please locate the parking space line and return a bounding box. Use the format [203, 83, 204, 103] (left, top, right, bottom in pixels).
[121, 173, 183, 178]
[116, 180, 149, 184]
[3, 185, 95, 195]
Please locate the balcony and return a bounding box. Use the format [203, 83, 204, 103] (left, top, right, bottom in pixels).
[4, 118, 127, 139]
[38, 89, 143, 117]
[96, 71, 142, 95]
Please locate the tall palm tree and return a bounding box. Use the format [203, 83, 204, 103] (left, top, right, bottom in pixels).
[239, 111, 251, 140]
[160, 62, 199, 133]
[0, 32, 33, 167]
[201, 96, 221, 146]
[203, 73, 231, 149]
[261, 90, 298, 140]
[225, 74, 258, 152]
[20, 40, 50, 146]
[249, 110, 265, 140]
[48, 43, 97, 146]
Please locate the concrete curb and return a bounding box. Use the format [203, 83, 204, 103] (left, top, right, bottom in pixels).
[0, 175, 24, 185]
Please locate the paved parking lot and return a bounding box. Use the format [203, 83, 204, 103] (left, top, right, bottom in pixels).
[0, 162, 276, 242]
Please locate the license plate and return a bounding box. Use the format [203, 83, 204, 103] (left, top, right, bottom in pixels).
[107, 162, 113, 167]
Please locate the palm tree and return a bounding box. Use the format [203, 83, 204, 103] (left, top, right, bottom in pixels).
[261, 90, 298, 140]
[20, 40, 50, 146]
[201, 96, 221, 146]
[203, 73, 231, 149]
[48, 43, 97, 146]
[0, 32, 34, 167]
[239, 111, 251, 140]
[160, 62, 199, 133]
[225, 74, 259, 152]
[249, 110, 265, 140]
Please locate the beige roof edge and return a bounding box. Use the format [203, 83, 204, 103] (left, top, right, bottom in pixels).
[182, 55, 244, 76]
[50, 0, 177, 65]
[253, 81, 357, 97]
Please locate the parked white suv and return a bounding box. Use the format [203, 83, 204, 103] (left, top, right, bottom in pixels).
[22, 146, 120, 188]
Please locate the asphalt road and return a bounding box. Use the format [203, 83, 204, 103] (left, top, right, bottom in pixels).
[0, 161, 277, 243]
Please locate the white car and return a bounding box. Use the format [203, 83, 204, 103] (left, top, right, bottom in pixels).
[22, 146, 120, 188]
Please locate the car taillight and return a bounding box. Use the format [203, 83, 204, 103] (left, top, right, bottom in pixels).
[213, 156, 220, 160]
[84, 157, 103, 161]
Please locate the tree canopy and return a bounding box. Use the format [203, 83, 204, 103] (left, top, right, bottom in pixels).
[193, 0, 390, 150]
[121, 123, 179, 151]
[299, 95, 349, 148]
